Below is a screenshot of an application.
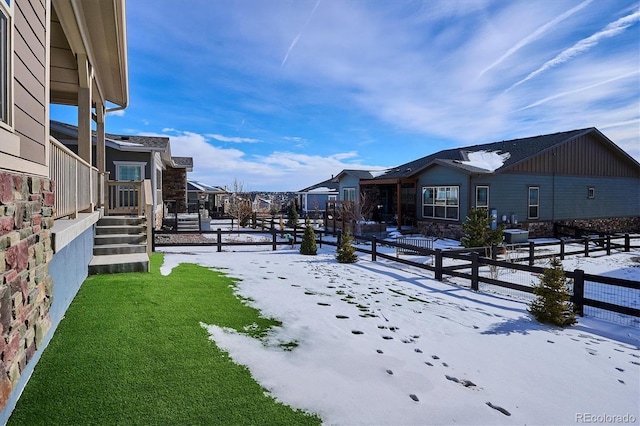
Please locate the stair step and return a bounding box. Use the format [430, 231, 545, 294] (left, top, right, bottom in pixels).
[93, 243, 147, 256]
[98, 216, 144, 226]
[94, 233, 146, 245]
[96, 225, 145, 235]
[89, 253, 149, 275]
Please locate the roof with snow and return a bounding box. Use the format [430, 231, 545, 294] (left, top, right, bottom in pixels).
[373, 128, 606, 179]
[297, 177, 339, 193]
[187, 180, 228, 193]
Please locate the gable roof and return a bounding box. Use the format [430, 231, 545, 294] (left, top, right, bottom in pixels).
[187, 180, 228, 193]
[51, 120, 169, 152]
[334, 169, 377, 181]
[373, 128, 635, 180]
[297, 177, 339, 193]
[171, 157, 193, 171]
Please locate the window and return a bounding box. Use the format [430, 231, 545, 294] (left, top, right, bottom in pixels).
[422, 186, 459, 220]
[343, 187, 356, 201]
[476, 186, 489, 209]
[0, 0, 10, 127]
[115, 162, 145, 181]
[528, 187, 539, 219]
[328, 195, 337, 201]
[588, 187, 595, 199]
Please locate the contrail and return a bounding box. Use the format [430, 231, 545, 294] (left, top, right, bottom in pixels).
[281, 0, 322, 67]
[479, 0, 593, 78]
[515, 70, 640, 111]
[507, 9, 640, 92]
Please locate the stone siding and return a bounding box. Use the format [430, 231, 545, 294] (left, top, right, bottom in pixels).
[162, 167, 187, 213]
[0, 171, 54, 410]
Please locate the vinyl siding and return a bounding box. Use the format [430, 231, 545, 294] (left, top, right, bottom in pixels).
[416, 166, 470, 221]
[14, 0, 47, 165]
[470, 174, 640, 222]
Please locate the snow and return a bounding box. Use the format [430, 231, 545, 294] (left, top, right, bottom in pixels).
[308, 187, 336, 193]
[157, 238, 639, 425]
[460, 150, 511, 172]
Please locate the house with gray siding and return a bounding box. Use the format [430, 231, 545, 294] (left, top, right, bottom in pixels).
[296, 176, 338, 218]
[50, 120, 193, 228]
[0, 0, 129, 420]
[360, 128, 639, 238]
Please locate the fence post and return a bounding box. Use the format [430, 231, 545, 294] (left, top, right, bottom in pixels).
[272, 228, 277, 251]
[371, 236, 377, 262]
[584, 238, 589, 257]
[573, 269, 585, 317]
[606, 235, 611, 256]
[471, 252, 479, 291]
[529, 241, 535, 266]
[435, 249, 443, 281]
[625, 233, 630, 252]
[217, 228, 222, 253]
[293, 224, 298, 245]
[560, 239, 565, 260]
[319, 230, 323, 248]
[337, 230, 342, 247]
[491, 244, 497, 261]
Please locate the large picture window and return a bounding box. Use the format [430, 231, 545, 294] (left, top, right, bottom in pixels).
[422, 186, 459, 220]
[115, 162, 146, 181]
[528, 187, 539, 219]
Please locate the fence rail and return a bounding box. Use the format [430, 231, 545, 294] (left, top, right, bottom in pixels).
[49, 137, 100, 219]
[154, 227, 639, 328]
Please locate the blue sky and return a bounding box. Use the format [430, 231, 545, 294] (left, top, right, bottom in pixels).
[52, 0, 640, 191]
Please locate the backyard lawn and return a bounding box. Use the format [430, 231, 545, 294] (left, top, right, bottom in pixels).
[8, 254, 320, 425]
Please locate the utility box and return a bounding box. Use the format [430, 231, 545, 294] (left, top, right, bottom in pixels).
[503, 229, 529, 244]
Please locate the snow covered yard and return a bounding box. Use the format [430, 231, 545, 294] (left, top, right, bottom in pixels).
[157, 243, 639, 425]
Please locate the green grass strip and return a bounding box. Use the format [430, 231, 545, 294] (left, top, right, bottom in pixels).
[9, 254, 320, 426]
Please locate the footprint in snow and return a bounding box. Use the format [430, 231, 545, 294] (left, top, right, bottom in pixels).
[382, 336, 394, 340]
[352, 330, 364, 335]
[336, 315, 349, 319]
[486, 402, 511, 416]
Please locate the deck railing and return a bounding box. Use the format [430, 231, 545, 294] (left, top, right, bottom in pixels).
[105, 180, 143, 216]
[49, 136, 100, 219]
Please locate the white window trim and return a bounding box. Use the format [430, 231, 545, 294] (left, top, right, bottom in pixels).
[343, 187, 356, 202]
[114, 161, 147, 181]
[528, 186, 539, 220]
[0, 0, 13, 132]
[422, 185, 459, 221]
[475, 185, 489, 209]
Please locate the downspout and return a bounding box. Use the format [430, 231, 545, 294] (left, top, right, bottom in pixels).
[396, 180, 402, 231]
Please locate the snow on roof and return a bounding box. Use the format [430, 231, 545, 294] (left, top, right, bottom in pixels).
[308, 186, 336, 193]
[460, 150, 511, 172]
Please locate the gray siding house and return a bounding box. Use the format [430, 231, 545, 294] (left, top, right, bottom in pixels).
[361, 128, 639, 238]
[296, 176, 338, 218]
[50, 120, 193, 228]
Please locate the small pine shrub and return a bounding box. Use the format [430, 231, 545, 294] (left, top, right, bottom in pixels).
[528, 257, 577, 327]
[286, 201, 299, 228]
[336, 231, 358, 263]
[300, 219, 317, 255]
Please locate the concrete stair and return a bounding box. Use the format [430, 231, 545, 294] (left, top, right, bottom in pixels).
[177, 215, 199, 232]
[89, 216, 149, 274]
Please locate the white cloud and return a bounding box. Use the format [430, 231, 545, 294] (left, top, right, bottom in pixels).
[206, 134, 261, 144]
[140, 129, 383, 191]
[107, 109, 125, 117]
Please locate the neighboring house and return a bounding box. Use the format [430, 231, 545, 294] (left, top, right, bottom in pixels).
[186, 180, 228, 215]
[49, 120, 193, 228]
[0, 0, 128, 420]
[359, 128, 640, 238]
[296, 176, 338, 218]
[163, 156, 193, 215]
[334, 169, 376, 202]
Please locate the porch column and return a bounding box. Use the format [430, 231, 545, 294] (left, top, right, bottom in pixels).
[77, 54, 93, 166]
[96, 102, 106, 208]
[396, 180, 402, 230]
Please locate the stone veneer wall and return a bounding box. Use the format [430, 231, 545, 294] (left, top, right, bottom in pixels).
[0, 171, 54, 410]
[162, 167, 187, 213]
